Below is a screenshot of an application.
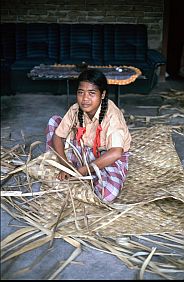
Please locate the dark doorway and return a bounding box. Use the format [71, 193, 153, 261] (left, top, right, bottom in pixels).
[166, 0, 184, 79]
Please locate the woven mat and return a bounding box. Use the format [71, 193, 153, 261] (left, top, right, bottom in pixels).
[26, 193, 183, 236]
[2, 124, 184, 280]
[114, 125, 184, 206]
[21, 124, 184, 235]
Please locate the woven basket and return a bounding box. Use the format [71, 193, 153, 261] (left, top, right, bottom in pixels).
[25, 150, 109, 208]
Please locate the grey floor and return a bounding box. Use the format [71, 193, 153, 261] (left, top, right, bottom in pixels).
[1, 77, 184, 280]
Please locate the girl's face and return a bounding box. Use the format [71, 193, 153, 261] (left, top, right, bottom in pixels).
[77, 81, 105, 119]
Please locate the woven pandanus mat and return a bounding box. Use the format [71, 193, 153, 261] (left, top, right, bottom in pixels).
[113, 125, 184, 207]
[1, 124, 184, 280]
[92, 198, 184, 236]
[18, 124, 184, 236]
[25, 193, 184, 236]
[26, 125, 184, 209]
[3, 124, 183, 235]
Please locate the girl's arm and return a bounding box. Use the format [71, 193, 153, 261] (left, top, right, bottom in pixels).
[52, 133, 68, 165]
[52, 133, 73, 180]
[78, 147, 123, 176]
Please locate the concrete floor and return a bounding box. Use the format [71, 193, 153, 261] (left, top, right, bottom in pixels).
[1, 77, 184, 280]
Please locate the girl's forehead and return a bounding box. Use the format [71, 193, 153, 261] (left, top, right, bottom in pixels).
[78, 81, 99, 90]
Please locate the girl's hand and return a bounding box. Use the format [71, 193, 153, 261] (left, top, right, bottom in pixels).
[57, 170, 70, 181]
[78, 166, 88, 176]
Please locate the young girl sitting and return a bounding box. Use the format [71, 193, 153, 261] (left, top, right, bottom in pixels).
[46, 69, 131, 203]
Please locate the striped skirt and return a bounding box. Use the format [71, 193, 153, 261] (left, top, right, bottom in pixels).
[45, 115, 130, 202]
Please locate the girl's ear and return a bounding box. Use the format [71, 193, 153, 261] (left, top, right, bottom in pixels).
[102, 91, 106, 99]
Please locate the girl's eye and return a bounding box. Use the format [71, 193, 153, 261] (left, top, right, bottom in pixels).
[77, 91, 96, 97]
[89, 92, 96, 96]
[77, 91, 83, 95]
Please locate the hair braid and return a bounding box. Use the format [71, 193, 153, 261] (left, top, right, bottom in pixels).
[99, 95, 108, 125]
[78, 107, 84, 127]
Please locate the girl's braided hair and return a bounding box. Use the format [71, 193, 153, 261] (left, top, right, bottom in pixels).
[77, 69, 109, 126]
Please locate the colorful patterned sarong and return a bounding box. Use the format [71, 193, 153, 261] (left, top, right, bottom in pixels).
[45, 115, 130, 202]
